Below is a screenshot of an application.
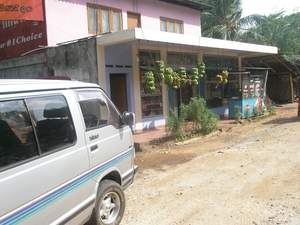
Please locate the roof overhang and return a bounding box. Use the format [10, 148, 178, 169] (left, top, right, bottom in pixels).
[242, 54, 300, 77]
[96, 28, 278, 58]
[158, 0, 213, 11]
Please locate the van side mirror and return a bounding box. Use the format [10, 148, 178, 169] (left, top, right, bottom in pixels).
[122, 112, 135, 125]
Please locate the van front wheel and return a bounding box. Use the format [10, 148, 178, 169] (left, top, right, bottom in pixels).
[95, 180, 125, 225]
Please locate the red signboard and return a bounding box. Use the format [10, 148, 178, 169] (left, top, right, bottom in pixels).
[0, 20, 47, 60]
[0, 0, 44, 21]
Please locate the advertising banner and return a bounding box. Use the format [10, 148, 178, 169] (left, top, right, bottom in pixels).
[0, 0, 44, 21]
[0, 20, 47, 60]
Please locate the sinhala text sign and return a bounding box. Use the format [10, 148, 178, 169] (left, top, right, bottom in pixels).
[0, 0, 44, 21]
[0, 1, 46, 60]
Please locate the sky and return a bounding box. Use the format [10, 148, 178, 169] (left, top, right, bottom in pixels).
[242, 0, 300, 17]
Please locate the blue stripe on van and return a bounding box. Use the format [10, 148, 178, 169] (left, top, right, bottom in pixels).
[0, 149, 132, 225]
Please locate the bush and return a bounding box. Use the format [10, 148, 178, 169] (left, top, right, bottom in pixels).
[184, 96, 219, 135]
[184, 97, 205, 131]
[165, 96, 219, 139]
[165, 108, 186, 139]
[244, 109, 251, 121]
[199, 107, 220, 134]
[265, 96, 276, 115]
[234, 105, 242, 122]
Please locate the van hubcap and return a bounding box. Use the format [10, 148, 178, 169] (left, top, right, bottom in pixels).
[100, 192, 120, 223]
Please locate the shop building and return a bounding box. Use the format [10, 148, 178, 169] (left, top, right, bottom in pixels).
[0, 0, 278, 130]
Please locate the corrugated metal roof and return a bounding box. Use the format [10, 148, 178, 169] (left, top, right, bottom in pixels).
[242, 53, 300, 77]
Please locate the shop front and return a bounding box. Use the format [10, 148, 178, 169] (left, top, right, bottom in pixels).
[96, 28, 277, 130]
[138, 48, 201, 124]
[139, 50, 163, 118]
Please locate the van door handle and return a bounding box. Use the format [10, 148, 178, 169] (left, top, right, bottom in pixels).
[90, 144, 98, 151]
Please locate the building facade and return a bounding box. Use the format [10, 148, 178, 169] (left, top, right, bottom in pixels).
[0, 0, 278, 130]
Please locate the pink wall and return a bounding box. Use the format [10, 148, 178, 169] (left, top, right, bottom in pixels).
[44, 1, 89, 45]
[134, 0, 201, 35]
[43, 0, 201, 46]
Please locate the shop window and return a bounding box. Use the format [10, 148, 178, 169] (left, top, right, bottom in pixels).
[167, 52, 197, 66]
[160, 17, 183, 34]
[204, 56, 238, 108]
[166, 52, 198, 110]
[139, 51, 163, 118]
[87, 4, 122, 34]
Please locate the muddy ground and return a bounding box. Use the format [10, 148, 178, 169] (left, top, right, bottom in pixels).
[122, 102, 300, 225]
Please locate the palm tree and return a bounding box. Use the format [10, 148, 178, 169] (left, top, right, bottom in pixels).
[201, 0, 243, 40]
[201, 0, 266, 44]
[237, 11, 285, 45]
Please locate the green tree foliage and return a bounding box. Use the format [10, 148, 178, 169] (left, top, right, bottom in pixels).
[201, 0, 300, 68]
[256, 12, 300, 55]
[200, 0, 265, 43]
[242, 11, 300, 64]
[201, 0, 243, 40]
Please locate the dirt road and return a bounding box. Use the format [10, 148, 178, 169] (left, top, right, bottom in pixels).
[122, 103, 300, 225]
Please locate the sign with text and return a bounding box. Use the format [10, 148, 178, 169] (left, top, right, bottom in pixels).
[0, 0, 44, 21]
[0, 20, 47, 60]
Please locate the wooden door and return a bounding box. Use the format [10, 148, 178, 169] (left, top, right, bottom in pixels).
[110, 74, 128, 113]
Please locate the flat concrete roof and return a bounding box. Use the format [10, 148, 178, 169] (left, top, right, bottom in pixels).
[96, 28, 278, 58]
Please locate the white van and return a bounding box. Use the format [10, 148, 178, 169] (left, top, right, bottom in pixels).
[0, 79, 138, 225]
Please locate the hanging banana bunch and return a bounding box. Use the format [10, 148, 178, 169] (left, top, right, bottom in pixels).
[198, 62, 205, 78]
[154, 60, 165, 82]
[172, 72, 181, 90]
[178, 67, 187, 85]
[215, 70, 229, 88]
[222, 70, 228, 84]
[144, 71, 156, 93]
[190, 68, 199, 86]
[164, 67, 174, 85]
[215, 74, 223, 88]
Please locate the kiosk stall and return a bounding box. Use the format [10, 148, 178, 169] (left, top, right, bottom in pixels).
[228, 69, 269, 119]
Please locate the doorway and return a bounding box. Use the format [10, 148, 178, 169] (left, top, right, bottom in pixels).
[110, 74, 128, 113]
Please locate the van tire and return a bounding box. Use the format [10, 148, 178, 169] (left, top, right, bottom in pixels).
[95, 180, 125, 225]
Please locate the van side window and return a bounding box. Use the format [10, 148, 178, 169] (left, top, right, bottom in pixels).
[79, 99, 109, 129]
[0, 100, 38, 169]
[26, 96, 77, 153]
[76, 90, 122, 129]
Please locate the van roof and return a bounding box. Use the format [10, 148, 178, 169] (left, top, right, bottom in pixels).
[0, 79, 100, 94]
